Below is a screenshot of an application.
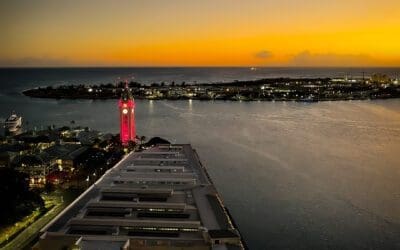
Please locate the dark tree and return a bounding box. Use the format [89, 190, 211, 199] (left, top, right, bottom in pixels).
[127, 141, 136, 151]
[143, 137, 171, 147]
[0, 168, 44, 225]
[140, 135, 146, 145]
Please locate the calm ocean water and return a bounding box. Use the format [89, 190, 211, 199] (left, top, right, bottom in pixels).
[1, 68, 400, 249]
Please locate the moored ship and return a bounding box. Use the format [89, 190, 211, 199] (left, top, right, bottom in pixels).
[4, 112, 22, 132]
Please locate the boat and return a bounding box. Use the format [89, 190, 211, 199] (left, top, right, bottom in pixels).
[296, 96, 318, 103]
[4, 112, 22, 132]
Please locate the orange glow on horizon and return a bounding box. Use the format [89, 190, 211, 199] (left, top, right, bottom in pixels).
[1, 0, 400, 67]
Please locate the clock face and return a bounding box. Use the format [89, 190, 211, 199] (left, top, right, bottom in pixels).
[122, 108, 128, 114]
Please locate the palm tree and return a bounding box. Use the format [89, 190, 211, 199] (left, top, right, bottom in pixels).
[140, 136, 146, 145]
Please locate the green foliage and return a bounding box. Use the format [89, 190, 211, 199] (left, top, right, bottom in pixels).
[44, 182, 55, 193]
[0, 168, 44, 225]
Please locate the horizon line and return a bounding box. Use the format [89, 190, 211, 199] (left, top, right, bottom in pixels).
[1, 65, 400, 69]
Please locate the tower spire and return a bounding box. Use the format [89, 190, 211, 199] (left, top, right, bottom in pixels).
[118, 83, 136, 145]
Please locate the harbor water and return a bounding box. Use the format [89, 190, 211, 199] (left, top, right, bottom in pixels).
[1, 68, 399, 249]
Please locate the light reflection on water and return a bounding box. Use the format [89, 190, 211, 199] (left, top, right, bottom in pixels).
[1, 96, 400, 249]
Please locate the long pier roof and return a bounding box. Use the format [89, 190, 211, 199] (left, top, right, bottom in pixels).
[34, 144, 244, 250]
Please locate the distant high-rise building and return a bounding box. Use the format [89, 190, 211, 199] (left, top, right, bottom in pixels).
[119, 84, 136, 145]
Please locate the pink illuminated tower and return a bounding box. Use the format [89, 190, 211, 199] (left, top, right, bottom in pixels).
[119, 84, 136, 145]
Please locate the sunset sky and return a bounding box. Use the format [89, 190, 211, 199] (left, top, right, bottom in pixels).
[1, 0, 400, 67]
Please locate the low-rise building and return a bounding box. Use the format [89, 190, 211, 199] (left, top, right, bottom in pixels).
[12, 155, 47, 186]
[40, 144, 88, 172]
[34, 144, 244, 250]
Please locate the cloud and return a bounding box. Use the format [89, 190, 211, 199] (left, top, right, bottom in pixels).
[0, 57, 72, 67]
[288, 51, 376, 67]
[255, 50, 273, 59]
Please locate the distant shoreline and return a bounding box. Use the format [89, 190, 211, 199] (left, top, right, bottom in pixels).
[22, 77, 400, 102]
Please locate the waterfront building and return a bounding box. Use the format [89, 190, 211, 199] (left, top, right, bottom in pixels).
[119, 85, 136, 145]
[40, 144, 87, 172]
[34, 144, 244, 249]
[13, 155, 47, 186]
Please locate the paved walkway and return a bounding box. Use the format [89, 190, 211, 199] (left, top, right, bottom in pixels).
[3, 197, 65, 250]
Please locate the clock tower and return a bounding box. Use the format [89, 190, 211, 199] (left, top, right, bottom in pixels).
[119, 84, 136, 145]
